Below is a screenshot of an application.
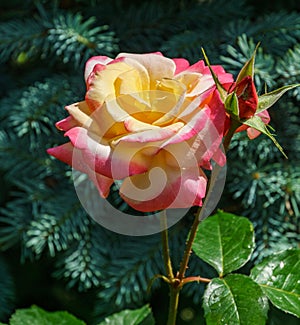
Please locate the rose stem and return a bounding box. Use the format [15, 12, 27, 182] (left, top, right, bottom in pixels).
[177, 211, 200, 280]
[160, 210, 174, 280]
[160, 210, 180, 325]
[167, 286, 180, 325]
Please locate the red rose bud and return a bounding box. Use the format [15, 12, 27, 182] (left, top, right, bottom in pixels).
[235, 75, 258, 119]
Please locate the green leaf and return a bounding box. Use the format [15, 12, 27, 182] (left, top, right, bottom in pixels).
[257, 84, 300, 113]
[225, 91, 239, 119]
[193, 211, 255, 276]
[203, 274, 269, 325]
[9, 305, 86, 325]
[250, 249, 300, 318]
[243, 115, 287, 158]
[97, 305, 154, 325]
[236, 42, 260, 84]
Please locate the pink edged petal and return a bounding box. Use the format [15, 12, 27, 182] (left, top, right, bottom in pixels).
[47, 141, 95, 175]
[86, 64, 107, 90]
[186, 60, 233, 85]
[65, 127, 113, 177]
[117, 52, 163, 60]
[113, 121, 184, 144]
[189, 73, 234, 98]
[84, 56, 113, 82]
[170, 167, 207, 208]
[47, 142, 113, 197]
[82, 162, 113, 198]
[56, 101, 93, 131]
[187, 60, 206, 73]
[47, 142, 74, 167]
[86, 61, 133, 108]
[195, 61, 228, 74]
[110, 140, 152, 178]
[173, 58, 190, 75]
[119, 165, 207, 212]
[56, 116, 78, 132]
[65, 101, 93, 127]
[115, 53, 176, 87]
[217, 72, 234, 86]
[193, 92, 226, 166]
[211, 147, 226, 166]
[66, 127, 113, 177]
[162, 108, 210, 147]
[65, 127, 150, 179]
[170, 96, 202, 121]
[175, 73, 220, 103]
[163, 92, 225, 148]
[186, 74, 214, 97]
[203, 89, 226, 134]
[124, 116, 160, 132]
[93, 173, 114, 198]
[161, 93, 226, 168]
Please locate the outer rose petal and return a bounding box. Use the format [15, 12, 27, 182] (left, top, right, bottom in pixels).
[47, 143, 113, 197]
[66, 101, 93, 125]
[173, 58, 190, 74]
[84, 56, 113, 82]
[56, 116, 78, 132]
[176, 73, 213, 98]
[86, 61, 133, 107]
[56, 101, 93, 132]
[115, 121, 184, 144]
[93, 173, 114, 198]
[119, 165, 207, 212]
[116, 53, 176, 88]
[47, 142, 74, 167]
[187, 60, 233, 85]
[65, 127, 150, 179]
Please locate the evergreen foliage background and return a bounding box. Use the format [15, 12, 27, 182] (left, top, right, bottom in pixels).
[0, 0, 299, 324]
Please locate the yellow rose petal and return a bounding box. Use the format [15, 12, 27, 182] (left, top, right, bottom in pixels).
[86, 61, 133, 104]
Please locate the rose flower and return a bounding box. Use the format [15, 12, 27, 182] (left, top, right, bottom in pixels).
[47, 53, 233, 212]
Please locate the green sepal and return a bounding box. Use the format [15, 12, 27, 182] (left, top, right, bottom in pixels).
[201, 48, 227, 101]
[225, 91, 239, 119]
[236, 42, 260, 84]
[243, 115, 287, 158]
[257, 84, 300, 114]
